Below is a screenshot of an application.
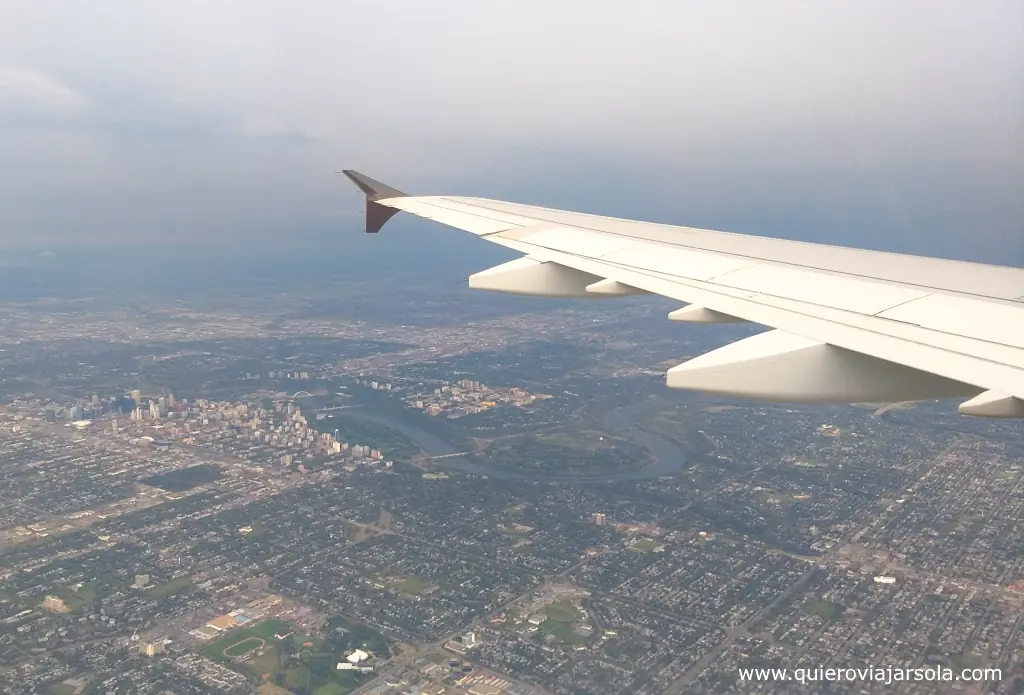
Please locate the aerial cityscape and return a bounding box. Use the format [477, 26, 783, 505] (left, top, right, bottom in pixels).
[0, 257, 1020, 695]
[1, 1, 1021, 694]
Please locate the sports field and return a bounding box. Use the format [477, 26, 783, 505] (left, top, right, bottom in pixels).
[223, 636, 266, 658]
[201, 618, 291, 678]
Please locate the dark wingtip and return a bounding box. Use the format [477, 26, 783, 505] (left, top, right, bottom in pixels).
[341, 170, 408, 233]
[341, 170, 407, 202]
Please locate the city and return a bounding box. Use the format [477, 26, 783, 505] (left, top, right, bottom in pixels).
[0, 276, 1021, 694]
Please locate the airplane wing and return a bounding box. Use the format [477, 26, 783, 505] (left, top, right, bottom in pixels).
[342, 170, 1024, 419]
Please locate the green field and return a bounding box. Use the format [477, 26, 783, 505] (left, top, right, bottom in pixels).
[539, 601, 590, 644]
[482, 427, 650, 478]
[203, 615, 392, 694]
[291, 631, 325, 651]
[202, 619, 292, 659]
[32, 582, 104, 614]
[202, 620, 292, 681]
[224, 636, 266, 658]
[633, 405, 716, 459]
[636, 405, 692, 431]
[394, 576, 435, 595]
[803, 599, 844, 620]
[48, 588, 87, 612]
[249, 649, 285, 682]
[543, 600, 580, 623]
[752, 489, 806, 506]
[325, 614, 392, 656]
[630, 538, 663, 552]
[148, 576, 194, 600]
[538, 429, 624, 452]
[951, 652, 984, 670]
[282, 664, 312, 691]
[543, 620, 590, 645]
[312, 683, 347, 695]
[256, 684, 293, 695]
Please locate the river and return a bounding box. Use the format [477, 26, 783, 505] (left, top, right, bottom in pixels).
[340, 401, 687, 484]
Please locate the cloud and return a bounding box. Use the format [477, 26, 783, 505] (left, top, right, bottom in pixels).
[0, 0, 1020, 264]
[0, 64, 84, 113]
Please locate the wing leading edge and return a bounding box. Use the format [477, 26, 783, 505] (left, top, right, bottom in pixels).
[342, 170, 1024, 419]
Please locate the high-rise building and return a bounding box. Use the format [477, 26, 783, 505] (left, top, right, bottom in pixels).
[141, 641, 165, 656]
[593, 513, 607, 526]
[131, 390, 142, 407]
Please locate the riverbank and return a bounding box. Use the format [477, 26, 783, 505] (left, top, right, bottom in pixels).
[338, 401, 688, 484]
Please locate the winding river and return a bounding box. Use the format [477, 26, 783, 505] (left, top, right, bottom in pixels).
[342, 401, 687, 484]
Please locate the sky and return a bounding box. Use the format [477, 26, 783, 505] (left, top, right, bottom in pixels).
[0, 1, 1021, 265]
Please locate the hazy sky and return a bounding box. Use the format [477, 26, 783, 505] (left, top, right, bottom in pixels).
[0, 1, 1021, 263]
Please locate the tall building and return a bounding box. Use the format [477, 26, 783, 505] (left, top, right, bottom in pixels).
[593, 513, 607, 526]
[131, 390, 142, 407]
[141, 641, 165, 656]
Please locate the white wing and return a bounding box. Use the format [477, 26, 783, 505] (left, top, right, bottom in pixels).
[343, 171, 1024, 419]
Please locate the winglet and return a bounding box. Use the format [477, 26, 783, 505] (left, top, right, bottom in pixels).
[341, 170, 408, 234]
